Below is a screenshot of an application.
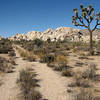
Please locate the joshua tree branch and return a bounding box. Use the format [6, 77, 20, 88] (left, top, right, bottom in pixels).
[84, 16, 90, 23]
[77, 16, 88, 28]
[92, 20, 100, 32]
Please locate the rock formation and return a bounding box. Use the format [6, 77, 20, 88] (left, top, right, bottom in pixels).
[8, 27, 100, 42]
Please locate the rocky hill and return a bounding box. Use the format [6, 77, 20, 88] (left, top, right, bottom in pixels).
[8, 27, 100, 42]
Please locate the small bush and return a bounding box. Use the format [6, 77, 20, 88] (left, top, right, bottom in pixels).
[8, 51, 16, 56]
[0, 39, 13, 54]
[53, 62, 67, 71]
[33, 38, 43, 47]
[27, 51, 36, 62]
[39, 53, 55, 63]
[18, 49, 26, 58]
[75, 88, 94, 100]
[55, 55, 68, 63]
[17, 68, 42, 100]
[9, 58, 16, 65]
[61, 68, 74, 77]
[78, 50, 86, 56]
[73, 48, 78, 53]
[74, 73, 91, 88]
[82, 64, 96, 80]
[0, 57, 13, 73]
[18, 48, 36, 61]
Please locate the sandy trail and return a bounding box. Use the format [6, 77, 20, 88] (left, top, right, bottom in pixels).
[0, 49, 32, 100]
[32, 62, 72, 100]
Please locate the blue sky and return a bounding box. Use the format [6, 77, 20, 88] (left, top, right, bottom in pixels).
[0, 0, 100, 37]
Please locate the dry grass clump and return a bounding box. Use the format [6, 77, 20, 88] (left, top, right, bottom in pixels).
[61, 68, 74, 77]
[71, 64, 98, 100]
[8, 50, 16, 57]
[52, 55, 69, 71]
[18, 48, 36, 62]
[47, 54, 69, 72]
[82, 64, 96, 80]
[75, 75, 91, 88]
[54, 55, 68, 63]
[68, 71, 92, 88]
[17, 68, 42, 100]
[72, 48, 78, 53]
[26, 51, 36, 62]
[18, 49, 26, 58]
[78, 50, 86, 56]
[75, 88, 94, 100]
[0, 57, 13, 73]
[39, 53, 55, 63]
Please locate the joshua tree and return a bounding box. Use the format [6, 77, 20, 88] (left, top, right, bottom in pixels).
[72, 4, 100, 55]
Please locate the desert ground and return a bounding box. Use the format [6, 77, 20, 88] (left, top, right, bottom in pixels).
[0, 38, 100, 100]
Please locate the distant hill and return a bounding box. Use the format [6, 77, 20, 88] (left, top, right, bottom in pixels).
[8, 27, 100, 42]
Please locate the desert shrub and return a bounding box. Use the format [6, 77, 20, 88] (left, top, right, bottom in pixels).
[39, 53, 55, 63]
[0, 39, 13, 53]
[78, 56, 89, 60]
[75, 88, 94, 100]
[68, 82, 76, 87]
[53, 62, 68, 71]
[47, 55, 69, 71]
[33, 38, 43, 47]
[18, 48, 36, 61]
[0, 48, 9, 53]
[18, 49, 26, 58]
[26, 51, 36, 62]
[78, 50, 86, 56]
[0, 57, 13, 73]
[61, 68, 74, 77]
[74, 73, 91, 88]
[50, 55, 68, 71]
[54, 55, 68, 63]
[72, 48, 78, 53]
[82, 64, 96, 80]
[47, 38, 51, 43]
[75, 61, 86, 67]
[17, 68, 42, 100]
[8, 51, 16, 56]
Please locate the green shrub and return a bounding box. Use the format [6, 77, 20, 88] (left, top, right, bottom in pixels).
[33, 38, 43, 47]
[0, 39, 13, 54]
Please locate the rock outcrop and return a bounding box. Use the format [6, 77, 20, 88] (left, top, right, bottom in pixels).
[8, 27, 100, 42]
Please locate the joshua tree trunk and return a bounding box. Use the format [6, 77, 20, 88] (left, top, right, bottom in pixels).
[88, 29, 94, 55]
